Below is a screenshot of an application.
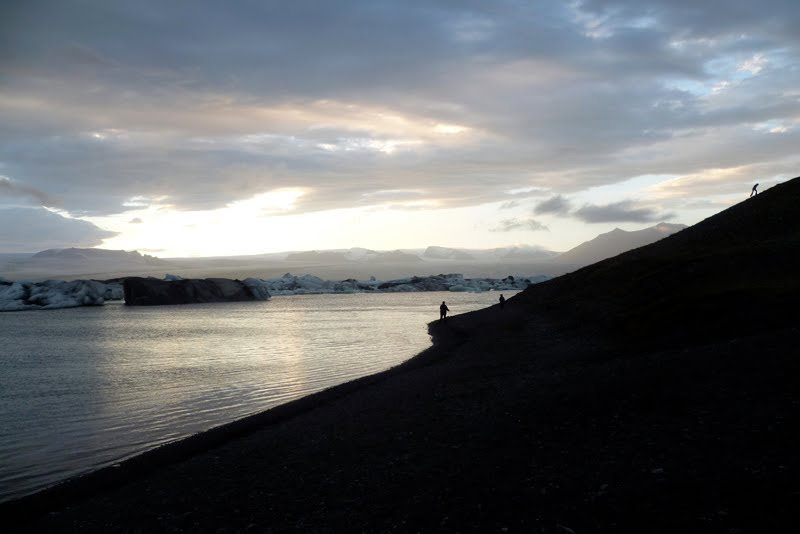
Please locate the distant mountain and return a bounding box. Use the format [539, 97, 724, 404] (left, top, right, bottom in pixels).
[367, 250, 423, 263]
[0, 248, 173, 281]
[423, 246, 475, 260]
[343, 248, 380, 261]
[9, 231, 688, 281]
[553, 222, 686, 266]
[31, 248, 167, 265]
[284, 248, 425, 264]
[499, 245, 560, 260]
[285, 250, 353, 263]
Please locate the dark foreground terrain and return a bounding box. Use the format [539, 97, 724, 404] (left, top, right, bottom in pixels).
[5, 178, 800, 533]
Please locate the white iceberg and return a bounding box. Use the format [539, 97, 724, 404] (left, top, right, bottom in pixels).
[255, 272, 548, 295]
[103, 282, 125, 300]
[0, 271, 548, 310]
[0, 279, 108, 312]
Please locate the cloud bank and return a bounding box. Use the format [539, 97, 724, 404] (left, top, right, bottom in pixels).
[0, 208, 118, 252]
[491, 218, 549, 233]
[573, 201, 673, 223]
[1, 0, 798, 252]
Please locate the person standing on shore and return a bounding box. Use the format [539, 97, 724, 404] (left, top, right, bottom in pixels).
[440, 301, 450, 321]
[499, 294, 505, 310]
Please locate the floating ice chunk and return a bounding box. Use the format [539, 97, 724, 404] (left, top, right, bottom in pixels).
[0, 281, 37, 311]
[382, 284, 417, 292]
[448, 285, 474, 292]
[259, 272, 549, 295]
[1, 271, 551, 309]
[29, 280, 106, 309]
[242, 278, 271, 300]
[0, 279, 107, 311]
[104, 282, 125, 300]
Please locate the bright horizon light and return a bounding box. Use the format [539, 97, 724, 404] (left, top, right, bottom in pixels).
[2, 2, 798, 256]
[85, 181, 754, 258]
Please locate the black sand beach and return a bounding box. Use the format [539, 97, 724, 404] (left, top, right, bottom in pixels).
[5, 178, 800, 532]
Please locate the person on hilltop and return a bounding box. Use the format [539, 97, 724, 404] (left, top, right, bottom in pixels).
[499, 294, 506, 310]
[439, 301, 450, 322]
[751, 183, 759, 197]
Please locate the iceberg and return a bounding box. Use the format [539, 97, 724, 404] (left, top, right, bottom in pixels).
[122, 277, 272, 306]
[256, 272, 548, 295]
[0, 279, 108, 312]
[0, 271, 548, 310]
[242, 278, 271, 300]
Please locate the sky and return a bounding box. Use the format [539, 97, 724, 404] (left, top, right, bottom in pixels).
[1, 0, 798, 257]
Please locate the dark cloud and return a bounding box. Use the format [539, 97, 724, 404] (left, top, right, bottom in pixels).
[534, 195, 572, 215]
[574, 201, 674, 223]
[491, 218, 549, 232]
[0, 176, 56, 206]
[0, 208, 117, 252]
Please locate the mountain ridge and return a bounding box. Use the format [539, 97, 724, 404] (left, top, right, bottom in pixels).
[3, 223, 686, 282]
[484, 179, 798, 350]
[552, 221, 687, 266]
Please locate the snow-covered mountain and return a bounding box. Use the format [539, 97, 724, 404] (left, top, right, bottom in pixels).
[423, 246, 475, 260]
[1, 224, 687, 282]
[32, 247, 165, 264]
[1, 247, 174, 280]
[497, 245, 560, 260]
[284, 250, 352, 263]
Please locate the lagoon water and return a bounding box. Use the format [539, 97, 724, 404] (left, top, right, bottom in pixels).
[0, 291, 512, 503]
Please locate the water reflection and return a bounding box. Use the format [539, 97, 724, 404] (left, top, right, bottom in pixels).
[0, 291, 516, 501]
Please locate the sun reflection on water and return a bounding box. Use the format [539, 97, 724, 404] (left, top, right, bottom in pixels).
[0, 291, 517, 502]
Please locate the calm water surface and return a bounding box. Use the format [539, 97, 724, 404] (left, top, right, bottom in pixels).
[0, 291, 514, 502]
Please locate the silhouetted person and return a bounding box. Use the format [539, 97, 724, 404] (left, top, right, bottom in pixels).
[439, 301, 450, 321]
[499, 294, 505, 310]
[750, 183, 759, 197]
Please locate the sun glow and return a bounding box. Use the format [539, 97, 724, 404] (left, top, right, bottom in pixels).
[226, 188, 306, 214]
[433, 123, 468, 135]
[88, 189, 308, 257]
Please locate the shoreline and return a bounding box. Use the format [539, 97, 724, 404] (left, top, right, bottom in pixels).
[6, 291, 799, 532]
[1, 312, 469, 524]
[5, 179, 799, 532]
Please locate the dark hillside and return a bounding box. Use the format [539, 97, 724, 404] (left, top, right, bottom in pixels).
[512, 177, 800, 346]
[552, 222, 686, 266]
[7, 178, 800, 533]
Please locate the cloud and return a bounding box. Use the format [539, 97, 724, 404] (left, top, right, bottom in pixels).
[0, 208, 117, 252]
[129, 217, 143, 224]
[573, 201, 673, 223]
[534, 195, 573, 215]
[491, 218, 549, 232]
[1, 0, 799, 221]
[0, 176, 56, 206]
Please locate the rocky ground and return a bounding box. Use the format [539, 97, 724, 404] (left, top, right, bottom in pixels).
[5, 178, 800, 533]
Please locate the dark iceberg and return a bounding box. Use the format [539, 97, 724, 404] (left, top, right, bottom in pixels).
[123, 277, 270, 306]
